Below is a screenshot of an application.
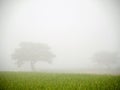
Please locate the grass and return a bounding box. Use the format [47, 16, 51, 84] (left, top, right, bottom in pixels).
[0, 72, 120, 90]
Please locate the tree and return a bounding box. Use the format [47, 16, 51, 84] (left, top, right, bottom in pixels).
[12, 42, 56, 71]
[92, 51, 119, 68]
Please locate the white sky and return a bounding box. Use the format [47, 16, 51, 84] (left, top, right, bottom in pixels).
[0, 0, 119, 71]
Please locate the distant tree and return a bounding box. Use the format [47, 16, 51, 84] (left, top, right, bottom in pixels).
[92, 51, 119, 68]
[12, 42, 56, 71]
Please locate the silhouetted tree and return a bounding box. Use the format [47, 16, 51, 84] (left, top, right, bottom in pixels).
[12, 42, 56, 71]
[92, 51, 119, 68]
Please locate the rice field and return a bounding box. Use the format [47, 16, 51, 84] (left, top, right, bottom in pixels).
[0, 72, 120, 90]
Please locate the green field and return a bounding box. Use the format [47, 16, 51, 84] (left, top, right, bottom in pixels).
[0, 72, 120, 90]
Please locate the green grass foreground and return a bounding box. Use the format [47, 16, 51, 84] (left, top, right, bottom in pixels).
[0, 72, 120, 90]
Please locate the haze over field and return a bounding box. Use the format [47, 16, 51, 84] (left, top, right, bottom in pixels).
[0, 0, 120, 73]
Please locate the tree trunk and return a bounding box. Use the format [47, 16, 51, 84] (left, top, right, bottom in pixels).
[30, 61, 35, 71]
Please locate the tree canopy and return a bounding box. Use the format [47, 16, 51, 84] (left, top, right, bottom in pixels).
[92, 51, 119, 68]
[12, 42, 56, 71]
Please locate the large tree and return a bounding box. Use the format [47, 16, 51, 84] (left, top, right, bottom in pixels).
[12, 42, 56, 71]
[92, 51, 119, 69]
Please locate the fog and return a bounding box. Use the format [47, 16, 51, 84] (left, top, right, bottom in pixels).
[0, 0, 120, 73]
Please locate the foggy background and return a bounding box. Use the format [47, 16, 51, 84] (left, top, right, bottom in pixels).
[0, 0, 120, 73]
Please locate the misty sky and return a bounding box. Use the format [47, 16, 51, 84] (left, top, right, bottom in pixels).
[0, 0, 119, 71]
